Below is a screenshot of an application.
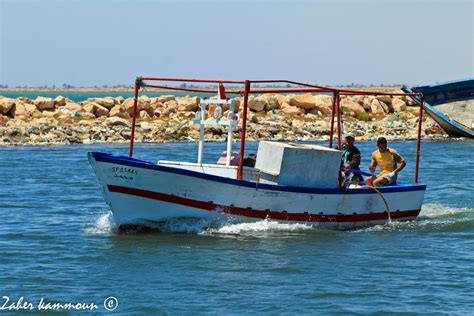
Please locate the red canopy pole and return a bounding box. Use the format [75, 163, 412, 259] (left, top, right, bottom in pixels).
[128, 80, 140, 157]
[329, 92, 336, 148]
[237, 80, 250, 180]
[335, 92, 342, 150]
[414, 94, 424, 183]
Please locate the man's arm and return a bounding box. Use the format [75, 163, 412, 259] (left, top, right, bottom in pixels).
[368, 154, 377, 173]
[392, 152, 406, 174]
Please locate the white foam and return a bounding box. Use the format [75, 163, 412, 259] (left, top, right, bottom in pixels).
[420, 203, 473, 218]
[355, 203, 473, 233]
[354, 219, 418, 232]
[203, 218, 314, 235]
[84, 211, 116, 235]
[151, 217, 314, 235]
[158, 218, 220, 234]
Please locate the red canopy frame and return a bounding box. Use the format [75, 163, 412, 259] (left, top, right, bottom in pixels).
[128, 77, 424, 183]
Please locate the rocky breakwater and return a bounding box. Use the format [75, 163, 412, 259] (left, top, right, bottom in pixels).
[0, 92, 446, 146]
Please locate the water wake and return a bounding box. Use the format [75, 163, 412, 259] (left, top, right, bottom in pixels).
[357, 203, 474, 232]
[86, 203, 473, 236]
[420, 203, 473, 219]
[85, 212, 314, 236]
[202, 219, 314, 236]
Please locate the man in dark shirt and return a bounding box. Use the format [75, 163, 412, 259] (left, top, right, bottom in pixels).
[340, 133, 362, 186]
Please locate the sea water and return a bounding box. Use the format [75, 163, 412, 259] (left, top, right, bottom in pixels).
[0, 141, 473, 314]
[1, 91, 213, 102]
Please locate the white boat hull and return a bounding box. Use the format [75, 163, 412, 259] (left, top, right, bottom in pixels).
[88, 152, 426, 230]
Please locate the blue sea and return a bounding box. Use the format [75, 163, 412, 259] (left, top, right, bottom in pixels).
[0, 91, 210, 102]
[0, 140, 473, 314]
[0, 90, 329, 102]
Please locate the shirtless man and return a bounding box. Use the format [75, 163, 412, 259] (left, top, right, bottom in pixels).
[365, 137, 406, 187]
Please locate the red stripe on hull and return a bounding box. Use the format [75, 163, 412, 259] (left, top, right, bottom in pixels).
[107, 185, 421, 223]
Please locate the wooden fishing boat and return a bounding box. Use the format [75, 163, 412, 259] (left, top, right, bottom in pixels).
[88, 77, 427, 230]
[402, 78, 474, 138]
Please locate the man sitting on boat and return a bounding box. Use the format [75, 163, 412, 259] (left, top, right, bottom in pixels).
[340, 133, 362, 186]
[365, 137, 406, 187]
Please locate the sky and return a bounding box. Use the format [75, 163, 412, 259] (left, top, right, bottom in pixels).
[0, 0, 473, 87]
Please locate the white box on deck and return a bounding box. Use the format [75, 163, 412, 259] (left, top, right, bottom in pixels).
[255, 141, 341, 188]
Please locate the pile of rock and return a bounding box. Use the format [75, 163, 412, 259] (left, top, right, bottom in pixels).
[0, 92, 445, 146]
[0, 92, 420, 121]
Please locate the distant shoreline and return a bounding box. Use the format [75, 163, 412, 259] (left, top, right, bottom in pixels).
[0, 87, 155, 92]
[0, 86, 402, 93]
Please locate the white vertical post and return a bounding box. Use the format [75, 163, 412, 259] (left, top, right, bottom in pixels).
[226, 126, 232, 166]
[198, 125, 204, 164]
[225, 101, 234, 166]
[197, 102, 206, 164]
